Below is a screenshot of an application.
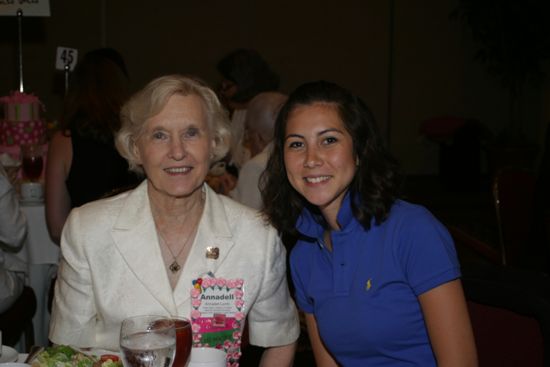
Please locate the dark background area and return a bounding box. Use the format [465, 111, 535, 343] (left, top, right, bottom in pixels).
[2, 1, 550, 364]
[2, 0, 549, 176]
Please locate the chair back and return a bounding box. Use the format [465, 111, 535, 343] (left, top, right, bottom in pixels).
[0, 286, 36, 351]
[493, 167, 537, 265]
[468, 300, 544, 366]
[462, 266, 550, 367]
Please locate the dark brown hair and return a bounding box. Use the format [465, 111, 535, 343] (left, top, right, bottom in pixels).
[59, 48, 129, 142]
[261, 80, 401, 235]
[217, 49, 279, 103]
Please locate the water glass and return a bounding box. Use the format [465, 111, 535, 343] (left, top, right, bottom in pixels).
[120, 315, 176, 367]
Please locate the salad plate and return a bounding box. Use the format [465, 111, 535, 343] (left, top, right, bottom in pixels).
[29, 345, 121, 367]
[0, 345, 19, 363]
[77, 349, 121, 360]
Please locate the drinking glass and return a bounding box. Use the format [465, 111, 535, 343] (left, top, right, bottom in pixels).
[171, 317, 192, 367]
[120, 315, 176, 367]
[20, 144, 43, 182]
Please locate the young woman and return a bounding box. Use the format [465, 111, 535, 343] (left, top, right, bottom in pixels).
[261, 80, 477, 366]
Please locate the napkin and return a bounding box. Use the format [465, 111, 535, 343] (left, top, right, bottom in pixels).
[0, 152, 21, 167]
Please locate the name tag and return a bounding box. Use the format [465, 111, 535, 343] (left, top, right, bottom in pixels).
[191, 277, 245, 365]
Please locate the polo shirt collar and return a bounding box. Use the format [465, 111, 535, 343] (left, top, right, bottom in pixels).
[295, 190, 357, 242]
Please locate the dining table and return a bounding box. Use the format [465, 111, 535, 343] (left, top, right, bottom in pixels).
[15, 199, 59, 348]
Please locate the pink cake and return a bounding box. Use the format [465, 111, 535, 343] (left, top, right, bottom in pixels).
[0, 91, 47, 146]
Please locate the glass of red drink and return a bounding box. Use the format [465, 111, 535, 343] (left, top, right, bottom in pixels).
[20, 144, 43, 182]
[172, 317, 192, 367]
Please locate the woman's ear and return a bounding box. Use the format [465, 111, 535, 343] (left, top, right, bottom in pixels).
[131, 139, 142, 165]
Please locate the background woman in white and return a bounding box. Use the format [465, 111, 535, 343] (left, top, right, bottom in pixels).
[0, 162, 27, 313]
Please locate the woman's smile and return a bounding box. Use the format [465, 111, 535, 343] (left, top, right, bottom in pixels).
[303, 175, 331, 184]
[284, 102, 357, 225]
[135, 94, 212, 202]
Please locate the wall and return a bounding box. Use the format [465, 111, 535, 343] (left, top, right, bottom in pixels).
[1, 0, 545, 175]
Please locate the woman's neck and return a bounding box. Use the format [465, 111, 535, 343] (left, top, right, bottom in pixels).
[149, 187, 205, 227]
[320, 206, 342, 232]
[319, 189, 349, 231]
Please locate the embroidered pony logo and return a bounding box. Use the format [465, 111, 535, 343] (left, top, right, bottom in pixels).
[365, 278, 372, 291]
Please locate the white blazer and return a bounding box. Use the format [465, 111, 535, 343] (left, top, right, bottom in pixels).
[49, 180, 299, 350]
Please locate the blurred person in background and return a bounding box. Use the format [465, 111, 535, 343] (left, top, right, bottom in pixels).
[216, 48, 279, 172]
[45, 48, 141, 245]
[0, 162, 27, 313]
[206, 49, 280, 195]
[230, 92, 287, 210]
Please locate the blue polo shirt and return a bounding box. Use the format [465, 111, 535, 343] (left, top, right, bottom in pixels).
[290, 195, 461, 366]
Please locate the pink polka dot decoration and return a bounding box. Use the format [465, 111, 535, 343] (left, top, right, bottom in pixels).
[1, 91, 47, 146]
[0, 120, 47, 146]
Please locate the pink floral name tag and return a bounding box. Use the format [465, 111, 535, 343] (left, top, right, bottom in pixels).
[191, 277, 245, 366]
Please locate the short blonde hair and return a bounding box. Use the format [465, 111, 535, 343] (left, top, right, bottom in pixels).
[116, 74, 231, 174]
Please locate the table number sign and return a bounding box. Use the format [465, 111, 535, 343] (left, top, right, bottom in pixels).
[55, 47, 78, 71]
[191, 277, 245, 366]
[0, 0, 51, 17]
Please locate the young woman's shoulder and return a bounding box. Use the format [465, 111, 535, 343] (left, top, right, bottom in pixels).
[388, 200, 442, 228]
[383, 200, 454, 256]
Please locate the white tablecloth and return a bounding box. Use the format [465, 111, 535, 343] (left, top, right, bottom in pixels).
[16, 201, 59, 347]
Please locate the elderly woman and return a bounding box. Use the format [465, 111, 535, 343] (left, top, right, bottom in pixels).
[49, 75, 299, 366]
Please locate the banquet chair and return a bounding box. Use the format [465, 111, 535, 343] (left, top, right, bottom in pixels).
[492, 167, 537, 266]
[462, 266, 550, 366]
[467, 301, 544, 366]
[0, 286, 37, 351]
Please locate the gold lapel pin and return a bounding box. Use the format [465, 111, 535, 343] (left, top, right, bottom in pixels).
[206, 246, 219, 259]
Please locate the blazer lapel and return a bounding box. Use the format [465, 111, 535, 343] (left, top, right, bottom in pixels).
[173, 185, 235, 308]
[111, 181, 177, 315]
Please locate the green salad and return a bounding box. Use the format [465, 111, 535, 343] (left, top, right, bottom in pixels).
[31, 345, 122, 367]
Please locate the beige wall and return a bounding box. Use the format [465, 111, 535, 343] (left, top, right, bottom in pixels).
[1, 0, 545, 174]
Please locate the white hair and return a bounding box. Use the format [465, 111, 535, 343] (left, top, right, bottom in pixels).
[245, 91, 287, 142]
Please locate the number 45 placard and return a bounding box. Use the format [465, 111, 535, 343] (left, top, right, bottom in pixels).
[55, 47, 78, 71]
